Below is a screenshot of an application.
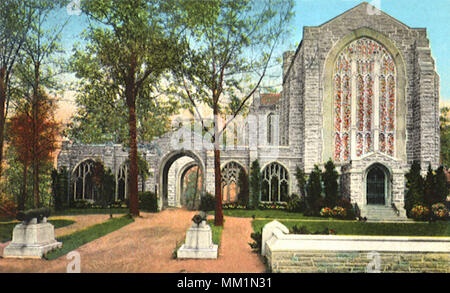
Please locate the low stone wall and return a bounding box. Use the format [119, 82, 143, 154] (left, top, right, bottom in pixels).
[262, 221, 450, 273]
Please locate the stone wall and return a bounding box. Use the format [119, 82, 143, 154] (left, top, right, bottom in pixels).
[262, 221, 450, 273]
[268, 251, 450, 273]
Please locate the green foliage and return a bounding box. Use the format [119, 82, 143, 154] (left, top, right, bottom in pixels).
[405, 161, 424, 215]
[423, 164, 436, 207]
[286, 194, 307, 213]
[306, 165, 322, 213]
[294, 166, 307, 198]
[139, 191, 158, 212]
[237, 168, 249, 207]
[249, 160, 262, 210]
[290, 225, 337, 235]
[434, 166, 448, 204]
[199, 193, 216, 212]
[248, 232, 262, 253]
[440, 107, 450, 167]
[183, 167, 201, 210]
[322, 159, 339, 207]
[51, 167, 69, 211]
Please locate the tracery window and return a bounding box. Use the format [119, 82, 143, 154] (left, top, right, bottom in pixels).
[261, 162, 289, 202]
[117, 163, 128, 201]
[221, 162, 245, 203]
[267, 113, 275, 145]
[334, 38, 396, 161]
[72, 160, 96, 201]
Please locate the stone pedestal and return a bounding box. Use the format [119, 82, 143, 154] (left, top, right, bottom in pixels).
[177, 220, 218, 259]
[3, 218, 62, 259]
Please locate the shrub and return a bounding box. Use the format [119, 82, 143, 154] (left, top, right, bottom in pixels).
[322, 159, 339, 207]
[237, 168, 249, 207]
[290, 225, 310, 234]
[0, 195, 17, 220]
[306, 165, 322, 212]
[320, 207, 333, 217]
[431, 203, 449, 219]
[249, 160, 262, 210]
[294, 166, 307, 197]
[139, 191, 158, 212]
[199, 193, 216, 212]
[248, 232, 262, 253]
[72, 200, 93, 209]
[286, 194, 307, 213]
[405, 161, 424, 216]
[410, 205, 430, 220]
[332, 206, 347, 218]
[258, 202, 287, 210]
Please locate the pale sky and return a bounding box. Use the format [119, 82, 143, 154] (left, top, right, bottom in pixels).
[53, 0, 450, 124]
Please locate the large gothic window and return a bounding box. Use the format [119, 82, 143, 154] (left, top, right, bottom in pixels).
[334, 38, 396, 161]
[221, 162, 245, 202]
[261, 162, 289, 202]
[72, 160, 96, 201]
[116, 163, 128, 201]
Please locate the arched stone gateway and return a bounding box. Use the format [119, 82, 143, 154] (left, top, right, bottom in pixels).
[57, 3, 440, 221]
[158, 150, 205, 209]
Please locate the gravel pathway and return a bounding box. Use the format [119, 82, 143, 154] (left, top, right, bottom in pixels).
[0, 209, 265, 273]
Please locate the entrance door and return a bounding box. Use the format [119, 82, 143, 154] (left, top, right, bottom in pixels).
[366, 166, 385, 205]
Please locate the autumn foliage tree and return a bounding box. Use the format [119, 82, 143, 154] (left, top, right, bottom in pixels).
[8, 93, 59, 209]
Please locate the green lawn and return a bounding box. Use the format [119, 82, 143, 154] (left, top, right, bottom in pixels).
[208, 220, 223, 245]
[252, 219, 450, 237]
[223, 209, 323, 220]
[0, 219, 76, 243]
[44, 215, 134, 260]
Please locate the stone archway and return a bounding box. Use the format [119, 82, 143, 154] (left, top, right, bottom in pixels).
[364, 163, 391, 206]
[158, 150, 205, 209]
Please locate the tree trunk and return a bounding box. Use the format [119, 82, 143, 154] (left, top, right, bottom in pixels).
[127, 96, 139, 217]
[32, 63, 40, 208]
[20, 163, 28, 211]
[0, 68, 6, 178]
[213, 109, 223, 226]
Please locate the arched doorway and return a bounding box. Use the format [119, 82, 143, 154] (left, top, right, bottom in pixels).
[159, 150, 205, 209]
[366, 164, 388, 205]
[221, 161, 246, 203]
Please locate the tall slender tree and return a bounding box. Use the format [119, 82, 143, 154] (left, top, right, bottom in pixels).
[171, 0, 294, 226]
[77, 0, 182, 216]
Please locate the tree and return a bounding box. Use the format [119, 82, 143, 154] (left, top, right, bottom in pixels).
[249, 160, 262, 210]
[76, 0, 182, 217]
[440, 107, 450, 167]
[237, 168, 249, 207]
[322, 159, 339, 207]
[0, 0, 34, 178]
[434, 166, 448, 204]
[423, 164, 436, 208]
[11, 0, 68, 208]
[172, 0, 294, 225]
[306, 165, 322, 212]
[8, 94, 60, 208]
[294, 166, 306, 198]
[405, 161, 424, 216]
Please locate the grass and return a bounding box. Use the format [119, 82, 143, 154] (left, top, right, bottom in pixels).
[44, 215, 134, 260]
[208, 219, 224, 245]
[252, 219, 450, 237]
[52, 208, 128, 216]
[223, 209, 325, 220]
[0, 219, 76, 243]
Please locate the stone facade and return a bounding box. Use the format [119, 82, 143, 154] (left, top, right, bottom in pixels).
[57, 2, 440, 221]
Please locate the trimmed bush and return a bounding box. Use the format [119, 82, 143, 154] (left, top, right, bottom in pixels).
[199, 193, 216, 212]
[249, 160, 261, 210]
[139, 191, 158, 212]
[237, 168, 249, 207]
[286, 194, 307, 213]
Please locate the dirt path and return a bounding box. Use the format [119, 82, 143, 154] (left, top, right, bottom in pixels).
[0, 210, 265, 273]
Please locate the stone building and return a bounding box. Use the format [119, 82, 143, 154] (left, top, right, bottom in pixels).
[57, 2, 440, 221]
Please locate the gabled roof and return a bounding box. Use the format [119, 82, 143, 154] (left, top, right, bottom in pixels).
[318, 1, 410, 29]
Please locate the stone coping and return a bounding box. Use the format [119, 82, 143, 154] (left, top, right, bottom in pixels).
[263, 221, 450, 255]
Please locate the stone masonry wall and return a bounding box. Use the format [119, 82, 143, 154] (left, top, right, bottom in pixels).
[268, 250, 450, 273]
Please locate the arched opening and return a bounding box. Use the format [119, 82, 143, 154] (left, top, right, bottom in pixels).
[221, 161, 246, 203]
[72, 159, 97, 201]
[261, 162, 289, 202]
[179, 164, 202, 208]
[116, 163, 128, 201]
[159, 151, 205, 209]
[366, 164, 389, 205]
